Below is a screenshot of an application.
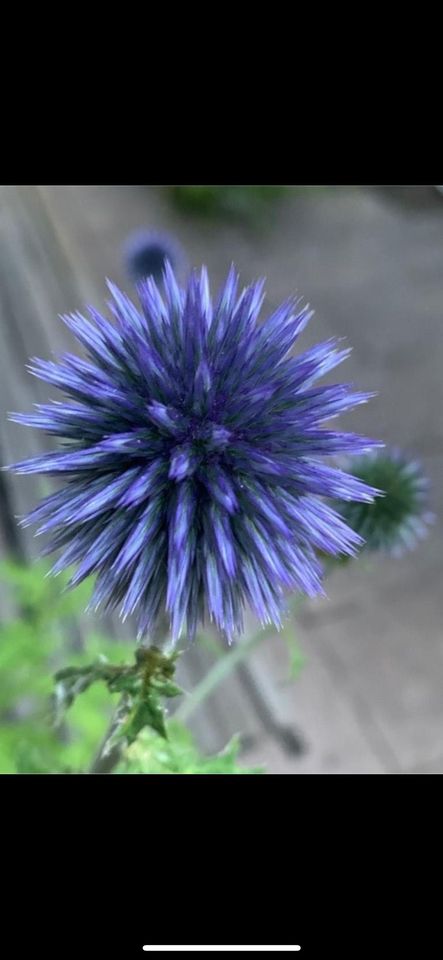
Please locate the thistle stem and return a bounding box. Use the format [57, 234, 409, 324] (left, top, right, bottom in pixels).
[89, 613, 171, 775]
[175, 627, 266, 724]
[175, 596, 304, 728]
[89, 693, 131, 774]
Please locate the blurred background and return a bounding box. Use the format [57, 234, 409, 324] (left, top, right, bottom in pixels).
[0, 184, 442, 773]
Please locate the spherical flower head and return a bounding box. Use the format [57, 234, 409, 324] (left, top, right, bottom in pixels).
[9, 264, 381, 644]
[334, 448, 434, 557]
[123, 229, 184, 285]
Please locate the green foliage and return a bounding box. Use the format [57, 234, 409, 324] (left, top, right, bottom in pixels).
[52, 646, 182, 741]
[0, 559, 130, 773]
[118, 721, 264, 774]
[0, 560, 265, 773]
[0, 557, 93, 617]
[168, 185, 289, 221]
[52, 645, 184, 762]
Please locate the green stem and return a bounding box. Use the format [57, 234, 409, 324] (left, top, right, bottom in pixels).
[89, 693, 130, 774]
[176, 595, 303, 725]
[89, 614, 171, 775]
[176, 629, 267, 724]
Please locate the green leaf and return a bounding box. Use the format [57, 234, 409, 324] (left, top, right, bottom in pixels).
[150, 679, 183, 698]
[118, 721, 265, 774]
[120, 695, 167, 743]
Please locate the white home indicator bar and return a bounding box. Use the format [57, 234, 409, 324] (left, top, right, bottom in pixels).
[142, 948, 301, 953]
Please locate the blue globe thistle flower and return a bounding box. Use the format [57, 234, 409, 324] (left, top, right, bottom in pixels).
[8, 265, 381, 643]
[334, 448, 434, 557]
[123, 229, 184, 284]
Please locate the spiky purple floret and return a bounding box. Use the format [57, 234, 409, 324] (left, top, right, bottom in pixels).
[8, 264, 381, 643]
